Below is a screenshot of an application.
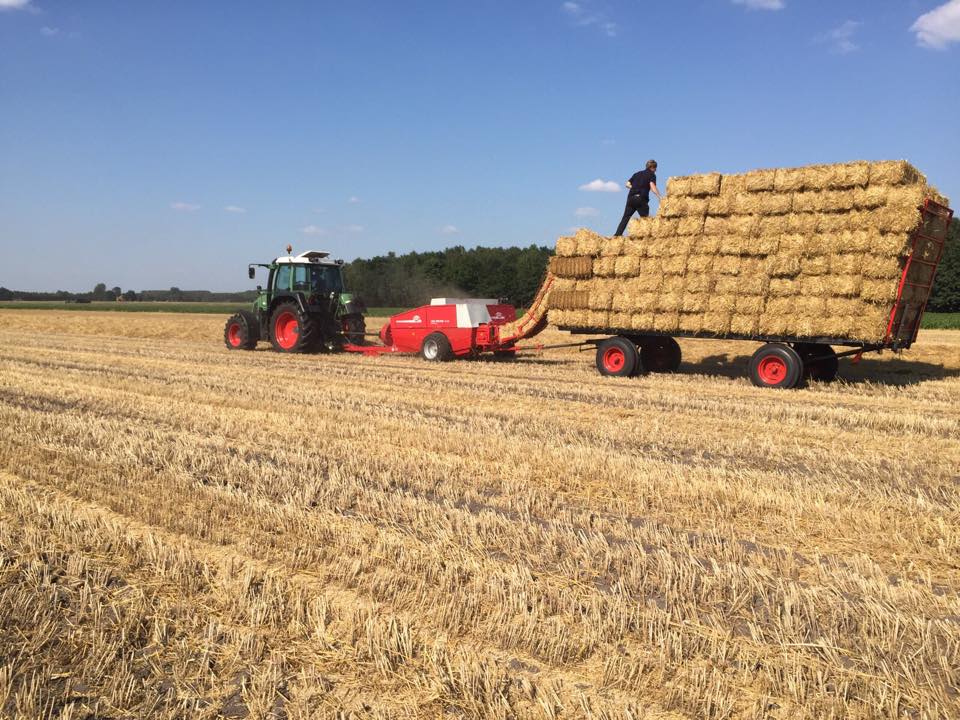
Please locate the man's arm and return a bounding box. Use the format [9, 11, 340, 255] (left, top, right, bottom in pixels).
[650, 181, 664, 200]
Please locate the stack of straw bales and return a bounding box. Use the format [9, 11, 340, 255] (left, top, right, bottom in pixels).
[545, 160, 949, 342]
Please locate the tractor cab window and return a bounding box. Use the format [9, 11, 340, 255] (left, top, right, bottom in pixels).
[293, 266, 310, 292]
[274, 265, 292, 292]
[310, 265, 344, 294]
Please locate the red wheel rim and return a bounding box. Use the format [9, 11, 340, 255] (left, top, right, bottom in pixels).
[602, 346, 626, 372]
[757, 355, 787, 385]
[227, 322, 243, 347]
[274, 311, 299, 349]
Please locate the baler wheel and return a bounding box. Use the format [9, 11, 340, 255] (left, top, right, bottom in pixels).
[749, 343, 804, 389]
[595, 337, 639, 377]
[421, 332, 453, 362]
[223, 310, 259, 350]
[269, 302, 317, 353]
[794, 343, 839, 382]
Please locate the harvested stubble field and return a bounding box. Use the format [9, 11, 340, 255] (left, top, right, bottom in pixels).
[1, 310, 959, 720]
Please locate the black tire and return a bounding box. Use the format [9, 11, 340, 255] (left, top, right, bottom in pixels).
[342, 315, 366, 345]
[749, 343, 804, 389]
[269, 301, 318, 353]
[794, 343, 839, 382]
[595, 336, 640, 377]
[636, 336, 682, 373]
[420, 332, 453, 362]
[492, 349, 517, 361]
[224, 310, 259, 350]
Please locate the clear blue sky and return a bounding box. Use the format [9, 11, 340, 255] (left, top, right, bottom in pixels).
[2, 0, 958, 292]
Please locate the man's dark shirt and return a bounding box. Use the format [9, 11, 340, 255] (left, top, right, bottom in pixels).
[628, 169, 656, 200]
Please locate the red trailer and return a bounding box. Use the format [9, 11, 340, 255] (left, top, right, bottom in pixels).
[343, 298, 518, 361]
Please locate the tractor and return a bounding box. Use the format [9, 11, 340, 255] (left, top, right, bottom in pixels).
[224, 247, 367, 353]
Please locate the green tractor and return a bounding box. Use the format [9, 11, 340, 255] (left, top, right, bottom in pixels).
[224, 248, 366, 353]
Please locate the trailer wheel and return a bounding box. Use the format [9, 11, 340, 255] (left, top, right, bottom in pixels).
[749, 343, 804, 389]
[794, 343, 839, 382]
[636, 336, 681, 373]
[224, 310, 259, 350]
[421, 332, 453, 362]
[596, 337, 639, 377]
[269, 302, 317, 353]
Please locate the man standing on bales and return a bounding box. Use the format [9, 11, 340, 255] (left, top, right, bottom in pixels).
[614, 159, 664, 236]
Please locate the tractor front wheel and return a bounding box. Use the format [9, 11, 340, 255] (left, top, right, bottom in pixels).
[269, 302, 317, 353]
[421, 332, 453, 362]
[224, 310, 259, 350]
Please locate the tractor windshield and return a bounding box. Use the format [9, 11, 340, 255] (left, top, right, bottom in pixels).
[310, 265, 344, 294]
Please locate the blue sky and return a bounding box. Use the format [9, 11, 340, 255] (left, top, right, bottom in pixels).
[1, 0, 959, 292]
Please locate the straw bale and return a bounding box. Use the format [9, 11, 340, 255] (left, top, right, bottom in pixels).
[792, 315, 822, 339]
[760, 192, 794, 215]
[707, 193, 736, 216]
[549, 255, 594, 278]
[767, 255, 801, 278]
[770, 278, 800, 296]
[669, 237, 694, 255]
[708, 294, 737, 314]
[744, 169, 777, 192]
[682, 294, 709, 313]
[785, 213, 819, 234]
[729, 215, 762, 237]
[661, 196, 709, 218]
[634, 273, 662, 292]
[549, 309, 575, 326]
[556, 235, 578, 257]
[677, 215, 705, 236]
[720, 174, 747, 195]
[691, 236, 721, 254]
[703, 216, 729, 235]
[800, 256, 830, 275]
[593, 256, 616, 277]
[861, 254, 902, 279]
[702, 312, 732, 334]
[860, 279, 898, 303]
[758, 314, 790, 336]
[630, 313, 655, 330]
[793, 190, 855, 213]
[600, 236, 624, 257]
[927, 185, 950, 207]
[800, 275, 829, 297]
[736, 295, 765, 315]
[614, 255, 641, 277]
[621, 238, 647, 256]
[765, 297, 794, 316]
[714, 276, 739, 294]
[553, 277, 577, 293]
[869, 160, 922, 187]
[730, 315, 759, 336]
[663, 255, 687, 275]
[853, 186, 888, 209]
[588, 289, 613, 311]
[608, 312, 632, 330]
[652, 312, 680, 332]
[826, 275, 862, 297]
[875, 205, 923, 234]
[830, 161, 871, 189]
[651, 218, 680, 238]
[849, 305, 890, 343]
[815, 213, 849, 233]
[820, 316, 855, 338]
[774, 167, 806, 193]
[574, 279, 592, 291]
[548, 290, 590, 310]
[759, 215, 789, 236]
[669, 172, 721, 197]
[679, 312, 704, 332]
[755, 234, 780, 255]
[686, 255, 714, 273]
[586, 310, 609, 327]
[795, 296, 827, 316]
[631, 293, 659, 312]
[662, 275, 685, 293]
[684, 273, 714, 292]
[736, 275, 769, 296]
[627, 217, 656, 238]
[839, 230, 875, 253]
[826, 297, 862, 316]
[575, 228, 606, 256]
[658, 291, 682, 312]
[715, 255, 741, 275]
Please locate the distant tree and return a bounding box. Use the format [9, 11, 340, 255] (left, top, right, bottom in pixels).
[123, 290, 138, 301]
[169, 286, 182, 301]
[92, 283, 107, 300]
[0, 287, 11, 301]
[929, 219, 959, 312]
[111, 286, 122, 297]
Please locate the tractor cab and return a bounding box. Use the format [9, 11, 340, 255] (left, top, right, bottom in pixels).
[225, 248, 367, 353]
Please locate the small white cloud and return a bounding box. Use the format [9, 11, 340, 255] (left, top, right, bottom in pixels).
[574, 207, 599, 217]
[0, 0, 33, 11]
[40, 26, 60, 37]
[579, 178, 620, 193]
[343, 224, 364, 233]
[170, 201, 200, 212]
[347, 196, 360, 204]
[224, 205, 246, 214]
[911, 0, 960, 49]
[439, 224, 459, 234]
[301, 225, 327, 236]
[601, 138, 615, 146]
[732, 0, 785, 10]
[817, 20, 862, 54]
[561, 1, 616, 37]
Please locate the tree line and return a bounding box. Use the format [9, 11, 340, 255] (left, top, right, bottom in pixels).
[1, 224, 958, 311]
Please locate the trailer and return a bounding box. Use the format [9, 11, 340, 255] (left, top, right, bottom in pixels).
[554, 199, 954, 389]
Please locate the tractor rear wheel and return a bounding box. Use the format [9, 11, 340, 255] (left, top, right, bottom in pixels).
[342, 315, 366, 345]
[224, 310, 259, 350]
[595, 337, 639, 377]
[794, 343, 839, 382]
[749, 343, 804, 389]
[420, 332, 453, 362]
[269, 302, 317, 353]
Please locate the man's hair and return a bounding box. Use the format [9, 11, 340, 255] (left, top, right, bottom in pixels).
[646, 159, 658, 170]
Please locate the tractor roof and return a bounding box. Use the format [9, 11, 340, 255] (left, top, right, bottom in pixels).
[274, 250, 340, 266]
